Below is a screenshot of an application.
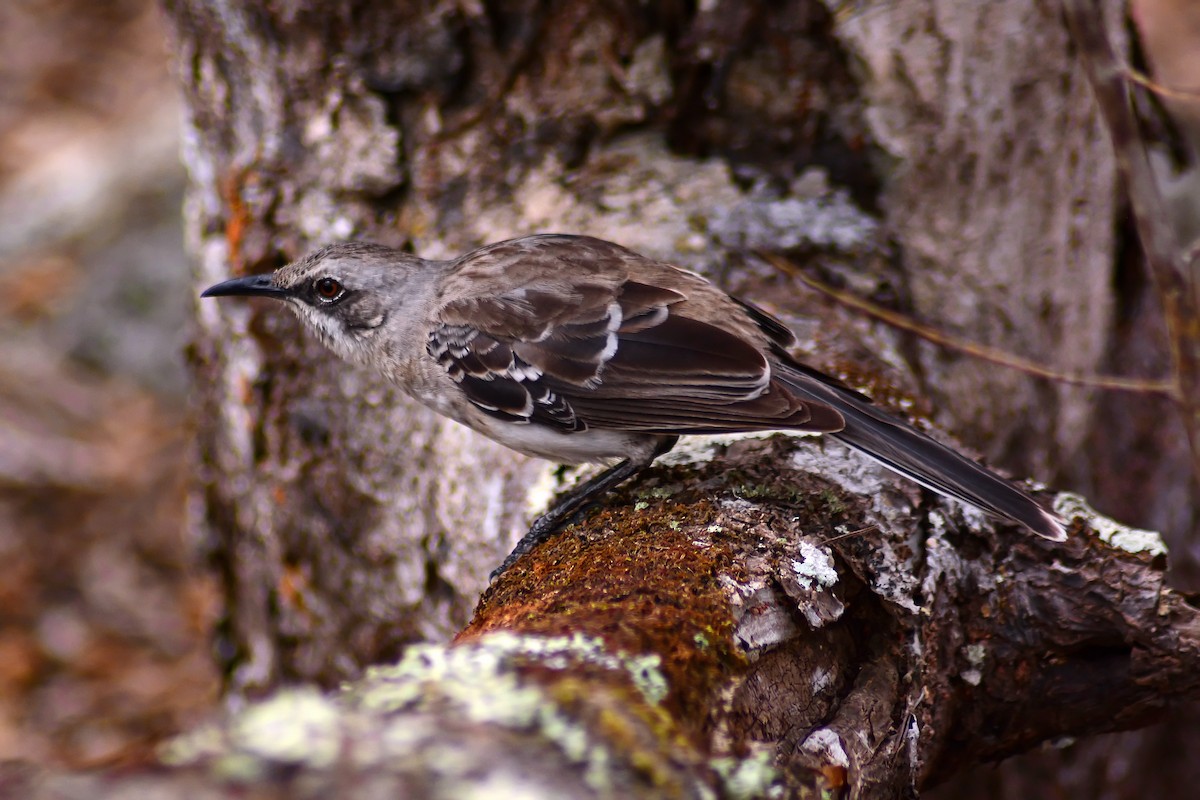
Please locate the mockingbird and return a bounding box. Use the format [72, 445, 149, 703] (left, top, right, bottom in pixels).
[202, 234, 1066, 577]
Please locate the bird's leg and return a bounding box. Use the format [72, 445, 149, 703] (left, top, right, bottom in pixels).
[490, 437, 678, 580]
[489, 459, 645, 580]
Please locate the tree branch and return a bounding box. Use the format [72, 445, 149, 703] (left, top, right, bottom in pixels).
[13, 436, 1198, 798]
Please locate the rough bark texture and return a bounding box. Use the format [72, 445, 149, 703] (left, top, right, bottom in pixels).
[7, 448, 1199, 797]
[832, 1, 1120, 476]
[150, 0, 1199, 797]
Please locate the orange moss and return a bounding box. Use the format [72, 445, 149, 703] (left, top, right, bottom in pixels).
[219, 167, 255, 268]
[460, 497, 747, 735]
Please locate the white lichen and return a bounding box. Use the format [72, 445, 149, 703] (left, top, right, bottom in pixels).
[798, 728, 849, 768]
[790, 440, 905, 522]
[790, 541, 839, 589]
[709, 178, 879, 252]
[1053, 493, 1167, 557]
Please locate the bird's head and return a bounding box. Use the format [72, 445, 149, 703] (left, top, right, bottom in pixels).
[201, 242, 430, 367]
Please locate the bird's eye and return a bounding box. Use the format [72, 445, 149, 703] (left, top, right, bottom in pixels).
[314, 277, 344, 301]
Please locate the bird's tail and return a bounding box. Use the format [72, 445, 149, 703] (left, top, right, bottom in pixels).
[776, 363, 1067, 541]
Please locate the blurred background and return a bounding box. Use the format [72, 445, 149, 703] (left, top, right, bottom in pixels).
[0, 0, 217, 767]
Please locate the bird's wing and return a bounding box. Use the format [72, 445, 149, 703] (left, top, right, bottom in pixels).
[428, 236, 844, 434]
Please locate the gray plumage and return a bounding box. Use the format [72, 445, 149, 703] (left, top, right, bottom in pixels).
[202, 233, 1067, 575]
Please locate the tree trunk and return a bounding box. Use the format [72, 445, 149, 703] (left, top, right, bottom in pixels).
[155, 0, 1198, 797]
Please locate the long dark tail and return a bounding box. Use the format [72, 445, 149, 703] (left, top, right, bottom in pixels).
[777, 363, 1067, 541]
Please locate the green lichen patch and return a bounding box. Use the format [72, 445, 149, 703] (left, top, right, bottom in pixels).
[711, 748, 784, 800]
[354, 635, 635, 789]
[163, 632, 723, 797]
[161, 687, 344, 776]
[365, 632, 668, 709]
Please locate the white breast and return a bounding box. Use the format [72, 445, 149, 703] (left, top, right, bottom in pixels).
[468, 415, 646, 464]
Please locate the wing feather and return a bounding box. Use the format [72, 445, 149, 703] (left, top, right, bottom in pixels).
[427, 235, 845, 436]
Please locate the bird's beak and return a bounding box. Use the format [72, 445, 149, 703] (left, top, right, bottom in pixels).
[201, 273, 289, 300]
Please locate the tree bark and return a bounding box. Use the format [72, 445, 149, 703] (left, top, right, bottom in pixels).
[9, 447, 1200, 797]
[154, 0, 1199, 797]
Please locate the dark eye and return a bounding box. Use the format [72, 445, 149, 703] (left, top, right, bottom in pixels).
[314, 277, 344, 301]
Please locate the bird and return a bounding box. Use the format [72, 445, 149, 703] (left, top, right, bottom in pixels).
[202, 233, 1067, 577]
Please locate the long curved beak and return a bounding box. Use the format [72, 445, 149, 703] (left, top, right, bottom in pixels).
[201, 273, 289, 299]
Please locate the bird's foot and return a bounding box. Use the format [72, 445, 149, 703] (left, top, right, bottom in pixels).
[489, 507, 579, 582]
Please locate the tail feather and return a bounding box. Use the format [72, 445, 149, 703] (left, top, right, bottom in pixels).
[777, 365, 1067, 541]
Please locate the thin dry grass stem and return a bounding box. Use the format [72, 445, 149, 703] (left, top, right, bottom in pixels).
[819, 525, 879, 546]
[1124, 65, 1200, 104]
[756, 251, 1176, 396]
